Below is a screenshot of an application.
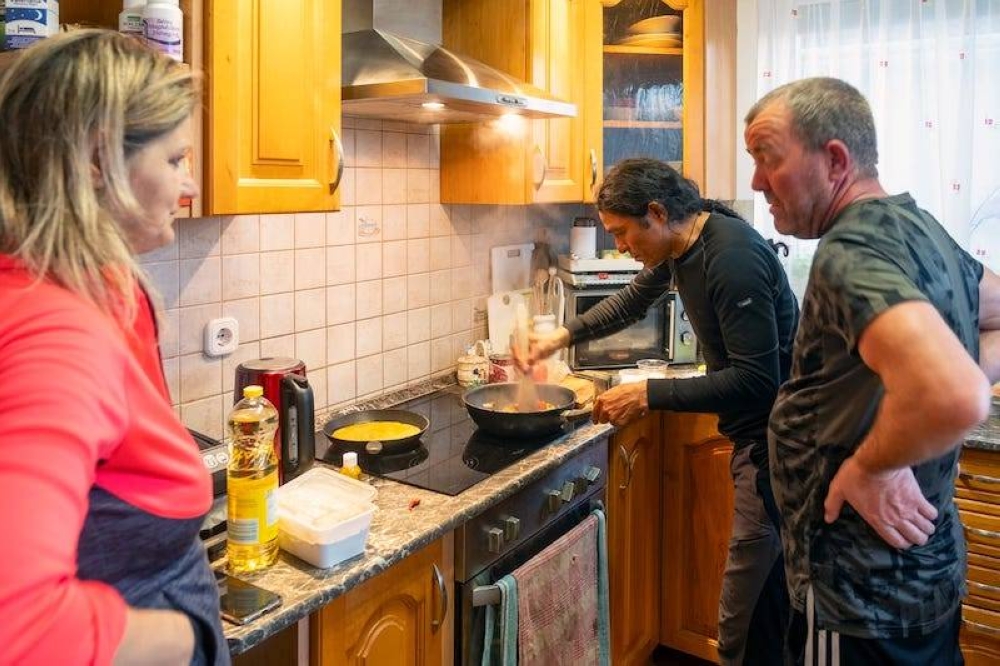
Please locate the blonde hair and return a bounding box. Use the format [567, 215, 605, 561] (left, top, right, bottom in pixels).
[0, 29, 199, 318]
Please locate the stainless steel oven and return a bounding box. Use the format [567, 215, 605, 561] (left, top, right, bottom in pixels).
[564, 286, 697, 370]
[453, 438, 608, 664]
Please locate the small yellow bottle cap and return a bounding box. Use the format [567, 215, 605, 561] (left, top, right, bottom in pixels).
[243, 385, 264, 399]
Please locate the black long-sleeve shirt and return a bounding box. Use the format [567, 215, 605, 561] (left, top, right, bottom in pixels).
[565, 212, 799, 444]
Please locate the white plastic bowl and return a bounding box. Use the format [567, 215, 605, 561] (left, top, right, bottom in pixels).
[276, 467, 377, 568]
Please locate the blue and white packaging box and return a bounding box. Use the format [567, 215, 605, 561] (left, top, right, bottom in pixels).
[5, 0, 59, 50]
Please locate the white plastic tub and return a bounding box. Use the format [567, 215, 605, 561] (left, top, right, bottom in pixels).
[276, 467, 377, 568]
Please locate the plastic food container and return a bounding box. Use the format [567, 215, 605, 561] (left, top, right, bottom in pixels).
[275, 467, 377, 568]
[636, 359, 668, 378]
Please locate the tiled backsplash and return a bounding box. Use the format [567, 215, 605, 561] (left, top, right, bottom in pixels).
[141, 116, 586, 439]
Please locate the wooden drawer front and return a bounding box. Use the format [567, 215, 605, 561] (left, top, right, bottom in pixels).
[958, 500, 1000, 559]
[964, 604, 1000, 638]
[967, 563, 1000, 613]
[958, 449, 1000, 506]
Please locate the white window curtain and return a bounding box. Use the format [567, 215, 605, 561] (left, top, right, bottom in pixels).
[752, 0, 1000, 297]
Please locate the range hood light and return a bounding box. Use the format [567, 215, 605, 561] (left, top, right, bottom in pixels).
[421, 101, 446, 110]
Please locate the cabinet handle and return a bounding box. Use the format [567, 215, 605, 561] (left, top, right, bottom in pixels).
[964, 618, 1000, 637]
[589, 149, 598, 190]
[532, 145, 547, 189]
[618, 444, 633, 491]
[959, 471, 1000, 485]
[431, 563, 448, 631]
[329, 127, 345, 193]
[968, 579, 1000, 596]
[966, 525, 1000, 541]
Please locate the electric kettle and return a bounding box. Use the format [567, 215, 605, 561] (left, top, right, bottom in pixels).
[233, 357, 315, 483]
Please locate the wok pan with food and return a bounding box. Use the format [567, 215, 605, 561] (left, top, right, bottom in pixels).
[323, 409, 429, 454]
[462, 383, 592, 439]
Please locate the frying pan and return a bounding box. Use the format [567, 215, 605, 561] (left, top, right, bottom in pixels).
[322, 409, 429, 454]
[462, 382, 592, 439]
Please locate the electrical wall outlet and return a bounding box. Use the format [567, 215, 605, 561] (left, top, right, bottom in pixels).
[204, 317, 239, 357]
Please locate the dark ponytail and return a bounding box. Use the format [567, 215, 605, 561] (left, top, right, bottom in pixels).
[701, 199, 746, 222]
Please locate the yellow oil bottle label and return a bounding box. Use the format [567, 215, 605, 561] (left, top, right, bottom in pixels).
[227, 472, 278, 545]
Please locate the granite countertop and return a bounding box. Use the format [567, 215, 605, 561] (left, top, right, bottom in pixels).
[222, 376, 620, 655]
[964, 401, 1000, 451]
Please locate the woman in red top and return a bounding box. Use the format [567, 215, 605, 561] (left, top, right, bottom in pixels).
[0, 31, 226, 664]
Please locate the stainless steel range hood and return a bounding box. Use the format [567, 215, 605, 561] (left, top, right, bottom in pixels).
[342, 0, 576, 124]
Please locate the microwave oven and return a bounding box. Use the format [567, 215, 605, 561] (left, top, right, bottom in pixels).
[564, 287, 697, 370]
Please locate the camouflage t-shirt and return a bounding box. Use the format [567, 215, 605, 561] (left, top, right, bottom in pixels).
[768, 193, 984, 638]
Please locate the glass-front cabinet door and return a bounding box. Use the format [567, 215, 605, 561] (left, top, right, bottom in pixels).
[585, 0, 704, 201]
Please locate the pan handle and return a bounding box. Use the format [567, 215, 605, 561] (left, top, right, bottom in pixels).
[560, 403, 594, 426]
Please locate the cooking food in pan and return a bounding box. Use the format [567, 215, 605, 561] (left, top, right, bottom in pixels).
[480, 400, 556, 413]
[331, 421, 422, 442]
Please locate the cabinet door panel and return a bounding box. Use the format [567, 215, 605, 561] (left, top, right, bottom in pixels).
[209, 0, 341, 214]
[608, 414, 662, 665]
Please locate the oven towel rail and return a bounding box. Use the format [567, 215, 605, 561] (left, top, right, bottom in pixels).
[480, 508, 609, 666]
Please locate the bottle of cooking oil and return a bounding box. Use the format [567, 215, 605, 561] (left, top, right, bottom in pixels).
[226, 385, 279, 573]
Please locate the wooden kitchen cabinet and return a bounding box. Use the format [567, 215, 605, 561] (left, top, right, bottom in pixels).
[59, 0, 205, 218]
[311, 535, 454, 666]
[660, 411, 733, 663]
[440, 0, 593, 204]
[62, 0, 344, 216]
[607, 413, 664, 665]
[207, 0, 343, 214]
[955, 446, 1000, 665]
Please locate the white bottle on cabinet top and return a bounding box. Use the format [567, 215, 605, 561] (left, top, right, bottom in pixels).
[142, 0, 183, 62]
[119, 0, 145, 39]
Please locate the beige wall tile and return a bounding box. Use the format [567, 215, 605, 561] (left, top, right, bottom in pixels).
[407, 134, 430, 169]
[295, 328, 326, 373]
[327, 361, 357, 403]
[355, 205, 383, 243]
[139, 239, 178, 264]
[326, 284, 356, 324]
[222, 341, 261, 394]
[260, 334, 295, 358]
[222, 254, 260, 300]
[260, 250, 295, 294]
[294, 288, 326, 331]
[406, 203, 430, 238]
[179, 353, 222, 403]
[406, 169, 430, 203]
[294, 248, 327, 290]
[355, 168, 382, 205]
[339, 167, 356, 207]
[430, 303, 451, 339]
[383, 347, 407, 388]
[429, 202, 451, 236]
[383, 168, 407, 204]
[341, 127, 356, 166]
[407, 341, 430, 380]
[260, 213, 294, 251]
[452, 234, 472, 267]
[221, 215, 260, 255]
[308, 366, 328, 410]
[431, 337, 452, 373]
[355, 280, 383, 319]
[356, 353, 384, 398]
[179, 216, 221, 258]
[407, 272, 430, 308]
[179, 257, 222, 306]
[382, 276, 407, 313]
[356, 317, 383, 358]
[145, 261, 180, 309]
[382, 204, 407, 241]
[327, 323, 356, 365]
[159, 308, 180, 358]
[356, 243, 383, 282]
[179, 303, 221, 355]
[327, 246, 356, 286]
[382, 241, 407, 278]
[181, 395, 225, 440]
[429, 270, 451, 305]
[294, 212, 327, 248]
[406, 238, 430, 274]
[429, 236, 450, 271]
[260, 293, 295, 339]
[223, 297, 260, 343]
[407, 307, 430, 343]
[355, 129, 382, 167]
[383, 312, 407, 350]
[326, 209, 354, 246]
[383, 131, 407, 168]
[163, 356, 180, 405]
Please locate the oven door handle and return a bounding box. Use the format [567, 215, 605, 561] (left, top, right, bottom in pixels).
[431, 563, 448, 631]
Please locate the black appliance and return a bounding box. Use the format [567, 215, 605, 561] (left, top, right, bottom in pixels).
[317, 386, 564, 496]
[190, 428, 228, 561]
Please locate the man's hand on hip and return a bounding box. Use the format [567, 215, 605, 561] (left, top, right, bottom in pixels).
[823, 456, 938, 550]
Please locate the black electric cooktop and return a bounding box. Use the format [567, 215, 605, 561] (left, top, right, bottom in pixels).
[316, 385, 561, 496]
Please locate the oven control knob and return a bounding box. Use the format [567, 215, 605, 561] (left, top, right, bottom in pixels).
[680, 310, 690, 322]
[583, 466, 602, 485]
[560, 481, 576, 503]
[546, 489, 562, 514]
[503, 516, 521, 542]
[487, 527, 505, 554]
[680, 332, 695, 346]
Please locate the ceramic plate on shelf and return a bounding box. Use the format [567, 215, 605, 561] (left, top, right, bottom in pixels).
[627, 15, 681, 35]
[616, 33, 682, 49]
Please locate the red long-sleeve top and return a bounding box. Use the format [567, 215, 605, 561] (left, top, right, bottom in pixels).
[0, 255, 212, 665]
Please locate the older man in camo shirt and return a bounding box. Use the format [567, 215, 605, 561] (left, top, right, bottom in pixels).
[744, 76, 1000, 665]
